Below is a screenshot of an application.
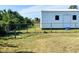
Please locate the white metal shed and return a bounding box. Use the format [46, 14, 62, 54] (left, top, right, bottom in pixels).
[40, 9, 79, 29]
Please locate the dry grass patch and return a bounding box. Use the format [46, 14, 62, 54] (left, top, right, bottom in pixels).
[1, 31, 79, 53]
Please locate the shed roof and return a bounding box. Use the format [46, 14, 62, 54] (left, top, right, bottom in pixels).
[42, 9, 79, 11]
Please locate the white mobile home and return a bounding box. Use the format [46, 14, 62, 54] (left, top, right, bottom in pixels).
[40, 9, 79, 29]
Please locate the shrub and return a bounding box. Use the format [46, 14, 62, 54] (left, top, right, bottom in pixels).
[0, 26, 6, 36]
[43, 31, 47, 33]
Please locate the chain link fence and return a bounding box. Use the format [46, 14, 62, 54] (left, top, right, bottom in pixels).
[1, 23, 79, 39]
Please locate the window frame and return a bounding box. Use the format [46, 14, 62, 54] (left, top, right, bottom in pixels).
[55, 15, 59, 20]
[73, 15, 77, 20]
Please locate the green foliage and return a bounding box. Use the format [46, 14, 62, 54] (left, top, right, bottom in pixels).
[0, 25, 6, 36]
[69, 5, 78, 9]
[0, 9, 34, 36]
[32, 17, 40, 23]
[24, 17, 34, 26]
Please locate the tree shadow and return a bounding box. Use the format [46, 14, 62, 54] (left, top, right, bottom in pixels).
[7, 31, 23, 36]
[0, 31, 23, 40]
[15, 51, 35, 53]
[0, 31, 23, 37]
[0, 51, 35, 53]
[0, 43, 18, 47]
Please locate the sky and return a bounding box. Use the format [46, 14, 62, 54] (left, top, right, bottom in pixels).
[0, 5, 78, 19]
[19, 5, 69, 19]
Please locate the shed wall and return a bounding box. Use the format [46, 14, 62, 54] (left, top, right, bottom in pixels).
[41, 11, 79, 29]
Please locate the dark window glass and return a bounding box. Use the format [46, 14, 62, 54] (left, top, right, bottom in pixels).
[55, 15, 59, 20]
[73, 15, 76, 20]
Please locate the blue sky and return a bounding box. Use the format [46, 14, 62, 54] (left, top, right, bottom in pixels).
[0, 5, 33, 11]
[19, 5, 69, 19]
[0, 5, 78, 19]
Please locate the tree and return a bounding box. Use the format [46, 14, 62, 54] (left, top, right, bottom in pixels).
[68, 5, 78, 9]
[0, 21, 6, 36]
[0, 9, 34, 37]
[35, 17, 40, 23]
[24, 17, 34, 27]
[32, 17, 40, 23]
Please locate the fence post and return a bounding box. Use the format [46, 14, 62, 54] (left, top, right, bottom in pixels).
[35, 24, 36, 33]
[7, 24, 9, 38]
[14, 24, 17, 39]
[26, 26, 28, 33]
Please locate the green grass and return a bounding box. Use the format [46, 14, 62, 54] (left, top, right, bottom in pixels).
[1, 24, 79, 53]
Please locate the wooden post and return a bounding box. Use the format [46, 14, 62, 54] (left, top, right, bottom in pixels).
[14, 29, 16, 38]
[7, 24, 9, 37]
[26, 27, 28, 33]
[34, 23, 36, 33]
[26, 24, 28, 33]
[14, 25, 16, 39]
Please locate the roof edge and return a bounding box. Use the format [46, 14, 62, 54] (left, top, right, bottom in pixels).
[41, 9, 79, 11]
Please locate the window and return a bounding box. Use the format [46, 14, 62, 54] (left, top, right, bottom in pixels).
[73, 15, 77, 20]
[55, 15, 59, 20]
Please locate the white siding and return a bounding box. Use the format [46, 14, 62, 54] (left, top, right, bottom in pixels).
[41, 11, 79, 28]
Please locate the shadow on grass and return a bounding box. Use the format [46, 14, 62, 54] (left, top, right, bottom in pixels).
[0, 31, 23, 37]
[7, 31, 23, 36]
[15, 51, 35, 53]
[0, 51, 35, 53]
[0, 43, 18, 47]
[0, 31, 23, 40]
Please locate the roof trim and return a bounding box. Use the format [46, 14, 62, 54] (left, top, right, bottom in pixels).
[41, 9, 79, 11]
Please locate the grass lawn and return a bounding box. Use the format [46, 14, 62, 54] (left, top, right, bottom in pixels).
[0, 29, 79, 53]
[1, 24, 79, 53]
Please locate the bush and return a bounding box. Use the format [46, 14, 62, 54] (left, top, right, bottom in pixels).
[43, 31, 48, 33]
[0, 26, 6, 36]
